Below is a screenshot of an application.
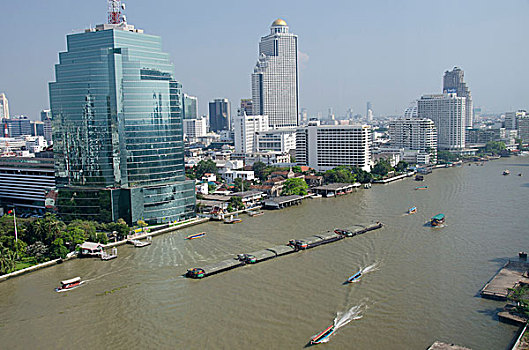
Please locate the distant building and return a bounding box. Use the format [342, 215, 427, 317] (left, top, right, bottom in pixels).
[183, 117, 207, 141]
[389, 117, 437, 163]
[255, 128, 297, 153]
[40, 109, 53, 143]
[233, 111, 269, 154]
[30, 121, 45, 137]
[417, 93, 465, 151]
[443, 67, 473, 128]
[209, 98, 231, 132]
[40, 109, 52, 121]
[0, 93, 9, 119]
[518, 117, 529, 142]
[504, 110, 526, 130]
[2, 116, 32, 137]
[366, 102, 373, 122]
[240, 99, 253, 116]
[296, 123, 372, 172]
[182, 93, 198, 119]
[252, 19, 299, 128]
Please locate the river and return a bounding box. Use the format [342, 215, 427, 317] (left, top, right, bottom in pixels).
[1, 156, 528, 349]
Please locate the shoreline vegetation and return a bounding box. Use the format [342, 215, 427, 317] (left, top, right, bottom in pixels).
[0, 148, 517, 281]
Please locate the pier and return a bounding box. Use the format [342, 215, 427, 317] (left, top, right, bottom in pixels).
[480, 260, 529, 300]
[263, 195, 304, 209]
[311, 183, 360, 197]
[185, 222, 383, 279]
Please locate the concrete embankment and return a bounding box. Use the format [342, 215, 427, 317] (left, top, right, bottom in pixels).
[185, 222, 383, 279]
[480, 260, 529, 300]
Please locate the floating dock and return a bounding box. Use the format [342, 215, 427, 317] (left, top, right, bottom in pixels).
[480, 260, 529, 300]
[185, 222, 383, 279]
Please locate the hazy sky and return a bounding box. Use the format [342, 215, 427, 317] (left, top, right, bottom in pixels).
[1, 0, 528, 120]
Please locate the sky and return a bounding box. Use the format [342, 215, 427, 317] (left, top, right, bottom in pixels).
[1, 0, 528, 120]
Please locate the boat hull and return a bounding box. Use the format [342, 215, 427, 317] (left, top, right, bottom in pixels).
[347, 271, 362, 283]
[186, 233, 205, 240]
[55, 281, 84, 292]
[310, 325, 335, 344]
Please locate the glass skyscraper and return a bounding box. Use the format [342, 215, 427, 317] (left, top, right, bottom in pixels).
[49, 22, 195, 224]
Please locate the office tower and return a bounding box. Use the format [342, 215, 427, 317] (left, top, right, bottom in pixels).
[41, 109, 53, 142]
[251, 19, 299, 128]
[255, 129, 297, 153]
[182, 93, 198, 119]
[0, 93, 9, 119]
[183, 117, 207, 141]
[40, 109, 52, 121]
[389, 118, 437, 162]
[518, 117, 529, 142]
[233, 111, 269, 154]
[240, 99, 253, 116]
[417, 93, 465, 150]
[504, 110, 527, 130]
[443, 67, 473, 128]
[296, 123, 371, 171]
[209, 98, 231, 132]
[49, 4, 195, 224]
[3, 116, 32, 137]
[30, 121, 45, 137]
[366, 102, 373, 122]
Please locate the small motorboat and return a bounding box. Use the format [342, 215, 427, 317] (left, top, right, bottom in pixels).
[224, 218, 242, 224]
[408, 207, 417, 214]
[503, 170, 510, 175]
[310, 324, 335, 344]
[55, 277, 84, 292]
[186, 232, 206, 240]
[248, 211, 264, 217]
[430, 213, 445, 226]
[415, 186, 428, 190]
[186, 268, 205, 279]
[347, 270, 362, 283]
[518, 173, 523, 177]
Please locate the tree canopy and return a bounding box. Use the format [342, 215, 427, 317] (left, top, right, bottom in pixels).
[371, 159, 394, 177]
[281, 178, 309, 196]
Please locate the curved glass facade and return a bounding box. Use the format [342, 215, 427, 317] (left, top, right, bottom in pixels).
[50, 26, 195, 224]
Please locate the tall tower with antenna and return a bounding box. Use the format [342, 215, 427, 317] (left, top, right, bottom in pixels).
[108, 0, 125, 24]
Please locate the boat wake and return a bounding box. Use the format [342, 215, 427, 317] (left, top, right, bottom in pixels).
[316, 303, 367, 344]
[361, 261, 381, 275]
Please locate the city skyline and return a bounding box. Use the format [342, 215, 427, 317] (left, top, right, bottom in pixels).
[1, 1, 529, 119]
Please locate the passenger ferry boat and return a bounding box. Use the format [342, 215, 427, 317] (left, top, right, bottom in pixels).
[186, 268, 205, 279]
[186, 232, 206, 240]
[55, 277, 84, 292]
[408, 207, 417, 214]
[347, 270, 362, 283]
[310, 324, 335, 344]
[430, 213, 445, 226]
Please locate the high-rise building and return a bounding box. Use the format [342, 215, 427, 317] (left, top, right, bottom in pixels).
[504, 110, 527, 130]
[49, 8, 195, 224]
[233, 111, 269, 154]
[209, 98, 231, 132]
[0, 93, 9, 119]
[443, 67, 473, 128]
[389, 118, 437, 162]
[251, 19, 299, 129]
[518, 117, 529, 142]
[417, 93, 465, 151]
[41, 109, 53, 142]
[240, 99, 253, 116]
[366, 102, 373, 122]
[296, 122, 372, 172]
[255, 129, 297, 153]
[183, 117, 207, 141]
[182, 93, 198, 119]
[3, 116, 32, 137]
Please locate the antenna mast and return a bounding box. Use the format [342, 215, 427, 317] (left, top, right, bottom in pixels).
[108, 0, 123, 24]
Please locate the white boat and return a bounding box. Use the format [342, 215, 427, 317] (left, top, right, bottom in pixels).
[131, 238, 152, 247]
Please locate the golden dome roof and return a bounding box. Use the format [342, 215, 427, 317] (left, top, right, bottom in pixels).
[272, 19, 287, 26]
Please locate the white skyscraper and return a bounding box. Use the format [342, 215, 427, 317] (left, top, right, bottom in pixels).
[417, 93, 466, 150]
[389, 118, 437, 163]
[0, 93, 9, 120]
[233, 111, 269, 154]
[252, 19, 299, 129]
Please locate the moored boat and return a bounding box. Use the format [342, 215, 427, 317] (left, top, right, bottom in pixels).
[334, 228, 354, 237]
[408, 206, 417, 214]
[430, 213, 445, 226]
[347, 270, 362, 283]
[55, 277, 84, 292]
[503, 169, 510, 175]
[186, 268, 205, 279]
[310, 324, 335, 344]
[224, 218, 242, 224]
[186, 232, 206, 240]
[248, 211, 264, 217]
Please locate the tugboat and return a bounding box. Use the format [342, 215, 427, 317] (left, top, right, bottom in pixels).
[310, 324, 336, 345]
[347, 270, 362, 283]
[237, 254, 257, 264]
[186, 268, 205, 279]
[334, 229, 354, 237]
[408, 207, 417, 214]
[430, 213, 445, 227]
[186, 232, 206, 240]
[55, 277, 84, 292]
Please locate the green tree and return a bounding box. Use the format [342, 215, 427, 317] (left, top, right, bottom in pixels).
[0, 244, 16, 274]
[208, 183, 217, 193]
[252, 161, 268, 181]
[228, 196, 245, 211]
[26, 241, 49, 263]
[371, 159, 394, 177]
[233, 178, 252, 192]
[351, 167, 373, 183]
[395, 161, 409, 173]
[484, 141, 506, 155]
[194, 160, 218, 179]
[281, 178, 309, 196]
[323, 166, 356, 183]
[49, 238, 69, 259]
[437, 151, 459, 163]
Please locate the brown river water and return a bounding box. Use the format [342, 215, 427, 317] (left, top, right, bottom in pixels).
[1, 156, 529, 349]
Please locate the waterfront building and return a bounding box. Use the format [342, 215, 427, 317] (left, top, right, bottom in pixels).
[49, 11, 195, 224]
[183, 117, 207, 141]
[296, 122, 372, 172]
[388, 117, 437, 163]
[518, 117, 529, 142]
[182, 93, 198, 120]
[443, 67, 473, 128]
[0, 154, 55, 213]
[209, 98, 231, 132]
[504, 110, 527, 130]
[255, 128, 297, 153]
[417, 93, 466, 151]
[233, 111, 269, 154]
[251, 19, 299, 129]
[2, 116, 32, 137]
[240, 99, 253, 116]
[466, 128, 500, 145]
[0, 93, 9, 120]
